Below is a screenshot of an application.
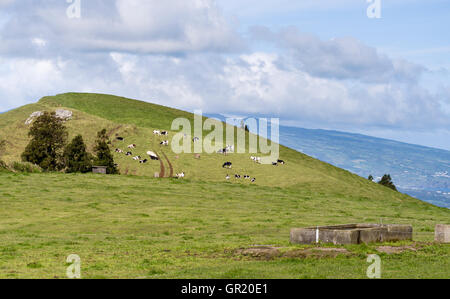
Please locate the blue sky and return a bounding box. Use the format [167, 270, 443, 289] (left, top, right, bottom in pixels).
[218, 0, 450, 68]
[0, 0, 449, 150]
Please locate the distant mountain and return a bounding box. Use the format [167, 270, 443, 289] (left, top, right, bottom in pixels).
[207, 114, 450, 208]
[278, 126, 450, 208]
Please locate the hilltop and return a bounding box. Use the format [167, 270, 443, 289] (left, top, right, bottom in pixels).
[0, 93, 448, 278]
[0, 93, 384, 186]
[1, 92, 447, 202]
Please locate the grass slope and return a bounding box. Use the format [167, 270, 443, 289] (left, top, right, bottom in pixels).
[0, 173, 448, 279]
[0, 93, 448, 278]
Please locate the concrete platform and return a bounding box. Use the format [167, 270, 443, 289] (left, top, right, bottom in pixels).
[290, 224, 413, 245]
[435, 224, 450, 243]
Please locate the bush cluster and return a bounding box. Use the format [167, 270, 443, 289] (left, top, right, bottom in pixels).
[21, 112, 117, 174]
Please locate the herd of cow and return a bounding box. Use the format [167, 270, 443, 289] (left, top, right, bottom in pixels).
[115, 146, 156, 164]
[114, 130, 187, 179]
[114, 131, 167, 165]
[113, 129, 286, 183]
[222, 157, 286, 183]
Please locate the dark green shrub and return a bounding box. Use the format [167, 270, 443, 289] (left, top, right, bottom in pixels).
[64, 135, 93, 173]
[21, 112, 68, 171]
[11, 161, 42, 173]
[378, 174, 397, 191]
[93, 129, 118, 174]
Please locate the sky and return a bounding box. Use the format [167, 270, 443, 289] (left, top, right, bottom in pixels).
[0, 0, 449, 150]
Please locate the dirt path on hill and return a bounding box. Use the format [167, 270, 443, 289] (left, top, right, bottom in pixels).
[162, 152, 173, 178]
[107, 125, 123, 139]
[155, 151, 165, 178]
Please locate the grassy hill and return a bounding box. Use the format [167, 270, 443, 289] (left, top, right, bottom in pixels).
[0, 92, 392, 186]
[0, 93, 448, 279]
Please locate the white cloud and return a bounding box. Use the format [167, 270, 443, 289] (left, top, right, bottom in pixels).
[0, 0, 243, 56]
[0, 0, 448, 141]
[31, 38, 47, 48]
[250, 26, 426, 83]
[2, 51, 446, 131]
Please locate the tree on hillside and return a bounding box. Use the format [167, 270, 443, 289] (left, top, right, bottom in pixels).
[378, 174, 397, 191]
[93, 129, 118, 174]
[368, 175, 374, 181]
[96, 128, 111, 145]
[21, 112, 68, 171]
[64, 135, 92, 173]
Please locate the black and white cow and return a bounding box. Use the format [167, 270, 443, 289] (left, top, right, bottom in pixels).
[147, 151, 159, 160]
[218, 145, 234, 155]
[277, 160, 285, 165]
[128, 144, 136, 149]
[133, 156, 141, 161]
[126, 152, 133, 156]
[160, 140, 169, 146]
[115, 148, 124, 153]
[140, 159, 148, 164]
[175, 172, 185, 179]
[251, 178, 256, 183]
[161, 131, 169, 136]
[251, 156, 262, 164]
[222, 162, 232, 169]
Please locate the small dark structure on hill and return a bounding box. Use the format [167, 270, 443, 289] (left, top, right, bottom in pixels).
[92, 166, 108, 174]
[291, 224, 413, 245]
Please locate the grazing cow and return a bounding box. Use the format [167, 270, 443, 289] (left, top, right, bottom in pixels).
[278, 160, 285, 165]
[222, 162, 232, 169]
[193, 137, 200, 143]
[115, 148, 124, 153]
[126, 152, 133, 156]
[244, 175, 250, 179]
[140, 159, 148, 164]
[128, 144, 136, 149]
[147, 151, 159, 160]
[251, 178, 256, 183]
[160, 140, 169, 146]
[116, 137, 124, 141]
[251, 156, 262, 164]
[218, 145, 235, 155]
[133, 156, 141, 161]
[161, 131, 169, 136]
[175, 172, 185, 179]
[235, 174, 241, 179]
[153, 130, 161, 136]
[226, 174, 230, 180]
[272, 162, 278, 166]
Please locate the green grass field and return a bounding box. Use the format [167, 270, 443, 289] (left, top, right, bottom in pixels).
[0, 93, 448, 279]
